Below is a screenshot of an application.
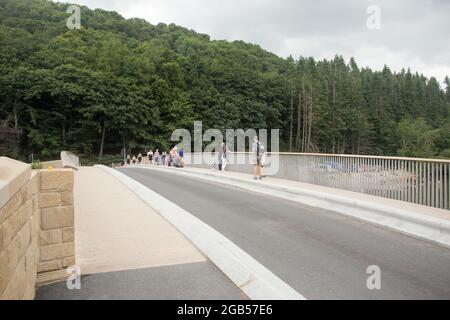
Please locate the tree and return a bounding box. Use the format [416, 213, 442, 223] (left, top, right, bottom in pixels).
[397, 118, 440, 157]
[0, 0, 449, 161]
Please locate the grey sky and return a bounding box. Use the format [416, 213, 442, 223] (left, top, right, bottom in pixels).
[61, 0, 450, 83]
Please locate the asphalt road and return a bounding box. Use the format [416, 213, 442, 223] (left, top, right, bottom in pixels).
[37, 262, 246, 300]
[120, 167, 450, 300]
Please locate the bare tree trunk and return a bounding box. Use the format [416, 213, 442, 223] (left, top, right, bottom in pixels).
[357, 132, 361, 155]
[99, 121, 106, 159]
[307, 85, 313, 152]
[296, 91, 302, 151]
[13, 99, 19, 129]
[302, 85, 307, 153]
[13, 111, 18, 130]
[289, 90, 294, 152]
[123, 135, 127, 157]
[332, 79, 336, 153]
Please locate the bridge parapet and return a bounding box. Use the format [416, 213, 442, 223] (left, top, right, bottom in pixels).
[60, 151, 79, 170]
[185, 152, 450, 210]
[0, 157, 75, 300]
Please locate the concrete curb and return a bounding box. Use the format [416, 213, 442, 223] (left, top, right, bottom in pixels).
[134, 165, 450, 248]
[95, 165, 306, 300]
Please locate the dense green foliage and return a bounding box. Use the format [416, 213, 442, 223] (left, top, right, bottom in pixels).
[1, 0, 449, 161]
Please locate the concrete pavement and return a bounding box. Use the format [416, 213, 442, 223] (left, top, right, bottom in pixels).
[37, 262, 246, 300]
[100, 165, 304, 300]
[120, 167, 450, 300]
[37, 166, 245, 300]
[74, 167, 205, 274]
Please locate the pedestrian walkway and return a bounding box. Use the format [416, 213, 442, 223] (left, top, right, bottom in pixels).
[36, 166, 245, 300]
[74, 167, 205, 274]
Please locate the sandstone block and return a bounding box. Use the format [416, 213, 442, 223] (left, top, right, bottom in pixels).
[0, 251, 9, 295]
[39, 193, 61, 208]
[40, 243, 74, 261]
[0, 280, 19, 300]
[41, 206, 74, 230]
[61, 191, 74, 206]
[3, 215, 22, 253]
[16, 258, 27, 299]
[2, 201, 30, 247]
[62, 228, 75, 243]
[40, 170, 74, 192]
[0, 192, 21, 225]
[1, 258, 25, 300]
[18, 222, 31, 256]
[39, 230, 61, 246]
[22, 283, 35, 300]
[0, 224, 4, 252]
[25, 239, 38, 273]
[37, 260, 62, 273]
[32, 195, 39, 214]
[31, 212, 40, 240]
[62, 256, 76, 268]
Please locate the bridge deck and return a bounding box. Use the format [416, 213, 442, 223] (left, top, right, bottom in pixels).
[119, 166, 450, 299]
[74, 166, 206, 274]
[183, 166, 450, 221]
[37, 166, 246, 300]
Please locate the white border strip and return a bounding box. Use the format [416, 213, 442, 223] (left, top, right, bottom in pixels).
[134, 165, 450, 249]
[96, 165, 305, 300]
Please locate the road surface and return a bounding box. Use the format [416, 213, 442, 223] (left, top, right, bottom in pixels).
[37, 262, 247, 300]
[120, 167, 450, 300]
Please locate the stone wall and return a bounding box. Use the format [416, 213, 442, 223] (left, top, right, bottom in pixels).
[38, 169, 75, 274]
[0, 157, 75, 300]
[0, 169, 40, 300]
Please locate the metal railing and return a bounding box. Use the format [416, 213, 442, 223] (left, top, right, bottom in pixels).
[287, 153, 450, 210]
[187, 152, 450, 210]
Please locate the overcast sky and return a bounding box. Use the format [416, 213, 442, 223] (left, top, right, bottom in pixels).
[60, 0, 449, 84]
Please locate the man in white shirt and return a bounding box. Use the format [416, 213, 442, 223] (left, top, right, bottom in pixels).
[252, 136, 262, 180]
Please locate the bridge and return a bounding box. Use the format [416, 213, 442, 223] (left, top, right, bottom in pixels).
[1, 152, 449, 300]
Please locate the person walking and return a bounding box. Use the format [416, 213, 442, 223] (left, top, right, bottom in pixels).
[137, 153, 143, 165]
[132, 155, 137, 165]
[259, 143, 266, 178]
[169, 146, 178, 167]
[179, 147, 185, 167]
[252, 136, 262, 180]
[219, 143, 230, 171]
[218, 144, 224, 171]
[126, 154, 131, 166]
[154, 149, 160, 165]
[161, 151, 167, 166]
[147, 149, 154, 165]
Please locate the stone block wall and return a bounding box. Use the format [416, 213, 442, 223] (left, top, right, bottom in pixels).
[0, 157, 76, 300]
[0, 171, 40, 300]
[38, 169, 75, 273]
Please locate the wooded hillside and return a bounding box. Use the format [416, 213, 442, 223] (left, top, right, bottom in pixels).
[1, 0, 449, 161]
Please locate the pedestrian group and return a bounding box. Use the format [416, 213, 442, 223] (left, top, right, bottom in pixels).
[113, 136, 267, 180]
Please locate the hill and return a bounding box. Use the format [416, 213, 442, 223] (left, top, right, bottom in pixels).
[0, 0, 449, 160]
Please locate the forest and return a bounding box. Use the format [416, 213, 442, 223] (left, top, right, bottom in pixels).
[1, 0, 449, 162]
